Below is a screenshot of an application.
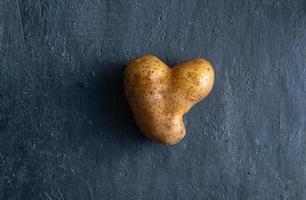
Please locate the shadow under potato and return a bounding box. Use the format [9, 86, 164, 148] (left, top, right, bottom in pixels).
[94, 63, 146, 143]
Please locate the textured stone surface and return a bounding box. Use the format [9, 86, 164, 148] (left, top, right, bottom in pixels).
[0, 0, 306, 199]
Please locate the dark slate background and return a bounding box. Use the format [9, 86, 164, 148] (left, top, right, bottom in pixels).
[1, 0, 306, 199]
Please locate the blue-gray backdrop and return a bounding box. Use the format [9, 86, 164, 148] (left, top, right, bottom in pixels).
[1, 0, 306, 199]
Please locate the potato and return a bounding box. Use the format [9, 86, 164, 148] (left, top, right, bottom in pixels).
[124, 55, 215, 145]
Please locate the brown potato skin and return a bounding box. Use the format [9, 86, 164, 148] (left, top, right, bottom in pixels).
[124, 55, 215, 145]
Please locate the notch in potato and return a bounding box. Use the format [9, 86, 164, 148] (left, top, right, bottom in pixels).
[124, 55, 215, 145]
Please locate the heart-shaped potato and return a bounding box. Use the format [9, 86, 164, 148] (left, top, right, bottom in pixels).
[124, 55, 214, 145]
